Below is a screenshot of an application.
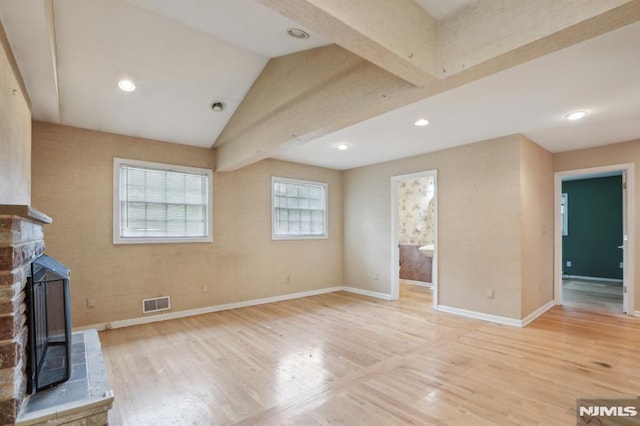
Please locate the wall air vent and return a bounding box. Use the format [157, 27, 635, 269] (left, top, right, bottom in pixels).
[142, 296, 170, 314]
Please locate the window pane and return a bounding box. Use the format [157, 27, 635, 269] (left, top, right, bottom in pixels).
[272, 178, 327, 239]
[286, 185, 298, 197]
[166, 174, 185, 203]
[117, 160, 212, 242]
[275, 182, 287, 196]
[286, 197, 298, 208]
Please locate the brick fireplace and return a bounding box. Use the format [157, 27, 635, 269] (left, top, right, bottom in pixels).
[0, 205, 50, 424]
[0, 205, 114, 425]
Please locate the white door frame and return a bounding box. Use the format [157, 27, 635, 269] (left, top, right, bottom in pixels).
[390, 170, 438, 307]
[554, 163, 635, 314]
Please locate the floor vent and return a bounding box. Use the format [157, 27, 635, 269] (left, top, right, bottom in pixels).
[142, 296, 170, 314]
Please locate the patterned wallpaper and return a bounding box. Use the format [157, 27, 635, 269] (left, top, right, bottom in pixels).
[398, 176, 435, 245]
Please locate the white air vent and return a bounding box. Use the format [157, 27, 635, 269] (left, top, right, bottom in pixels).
[142, 296, 170, 314]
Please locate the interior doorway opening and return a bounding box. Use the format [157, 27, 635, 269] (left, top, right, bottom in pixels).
[554, 164, 635, 315]
[391, 170, 438, 304]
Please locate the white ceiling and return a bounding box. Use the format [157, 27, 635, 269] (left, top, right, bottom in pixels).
[414, 0, 477, 19]
[1, 0, 329, 148]
[274, 21, 640, 170]
[1, 0, 639, 170]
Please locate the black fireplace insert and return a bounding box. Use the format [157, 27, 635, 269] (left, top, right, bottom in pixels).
[26, 255, 72, 393]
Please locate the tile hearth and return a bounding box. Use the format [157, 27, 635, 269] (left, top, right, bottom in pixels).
[16, 330, 113, 425]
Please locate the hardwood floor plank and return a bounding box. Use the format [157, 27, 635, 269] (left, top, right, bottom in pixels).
[100, 285, 640, 425]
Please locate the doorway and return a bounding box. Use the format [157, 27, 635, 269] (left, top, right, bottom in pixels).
[554, 164, 635, 314]
[390, 170, 438, 305]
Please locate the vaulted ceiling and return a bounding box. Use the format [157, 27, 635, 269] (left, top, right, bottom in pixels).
[2, 0, 639, 171]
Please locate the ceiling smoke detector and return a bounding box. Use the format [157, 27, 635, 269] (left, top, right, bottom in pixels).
[286, 28, 310, 39]
[211, 101, 226, 112]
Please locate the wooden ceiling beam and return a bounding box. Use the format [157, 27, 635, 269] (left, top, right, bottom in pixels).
[215, 0, 640, 172]
[257, 0, 438, 87]
[215, 45, 413, 171]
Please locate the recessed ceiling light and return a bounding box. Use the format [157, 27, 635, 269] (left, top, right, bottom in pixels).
[336, 143, 350, 151]
[414, 118, 430, 127]
[211, 101, 226, 112]
[286, 28, 310, 39]
[565, 111, 587, 121]
[117, 79, 136, 92]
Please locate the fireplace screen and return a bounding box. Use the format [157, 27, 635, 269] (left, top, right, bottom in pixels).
[26, 255, 72, 393]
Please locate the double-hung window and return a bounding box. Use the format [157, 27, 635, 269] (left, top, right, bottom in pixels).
[114, 158, 213, 244]
[272, 177, 327, 240]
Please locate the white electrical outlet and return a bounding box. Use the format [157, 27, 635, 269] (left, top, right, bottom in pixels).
[620, 262, 624, 269]
[487, 288, 495, 299]
[202, 285, 208, 293]
[87, 298, 96, 309]
[566, 261, 572, 267]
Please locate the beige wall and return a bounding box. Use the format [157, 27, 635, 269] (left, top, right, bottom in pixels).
[0, 22, 30, 205]
[31, 122, 343, 327]
[554, 138, 640, 310]
[520, 139, 554, 317]
[344, 135, 554, 320]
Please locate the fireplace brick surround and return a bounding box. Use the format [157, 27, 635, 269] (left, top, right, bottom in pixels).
[0, 205, 50, 425]
[1, 205, 114, 425]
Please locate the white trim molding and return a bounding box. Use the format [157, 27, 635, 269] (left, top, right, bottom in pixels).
[436, 300, 555, 328]
[390, 169, 438, 307]
[435, 305, 522, 327]
[73, 286, 551, 333]
[554, 163, 635, 315]
[75, 286, 344, 331]
[341, 286, 394, 300]
[400, 279, 433, 289]
[520, 301, 555, 327]
[563, 275, 623, 283]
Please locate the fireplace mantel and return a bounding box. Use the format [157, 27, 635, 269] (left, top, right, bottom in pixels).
[0, 205, 52, 226]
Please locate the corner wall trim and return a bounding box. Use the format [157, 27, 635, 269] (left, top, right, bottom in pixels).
[435, 304, 522, 327]
[74, 286, 345, 332]
[341, 286, 394, 300]
[520, 300, 555, 327]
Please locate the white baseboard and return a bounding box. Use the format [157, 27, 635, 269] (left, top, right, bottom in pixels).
[75, 286, 551, 332]
[563, 275, 623, 283]
[400, 279, 433, 288]
[436, 300, 555, 328]
[435, 304, 522, 327]
[634, 311, 640, 318]
[521, 300, 555, 327]
[74, 286, 344, 332]
[341, 286, 394, 300]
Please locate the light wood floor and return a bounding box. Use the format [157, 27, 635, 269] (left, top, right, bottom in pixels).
[562, 278, 623, 313]
[100, 284, 640, 425]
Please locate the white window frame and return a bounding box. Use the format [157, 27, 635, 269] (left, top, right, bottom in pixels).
[272, 177, 328, 240]
[113, 158, 213, 244]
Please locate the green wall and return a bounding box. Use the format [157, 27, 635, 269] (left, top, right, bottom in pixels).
[562, 175, 623, 279]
